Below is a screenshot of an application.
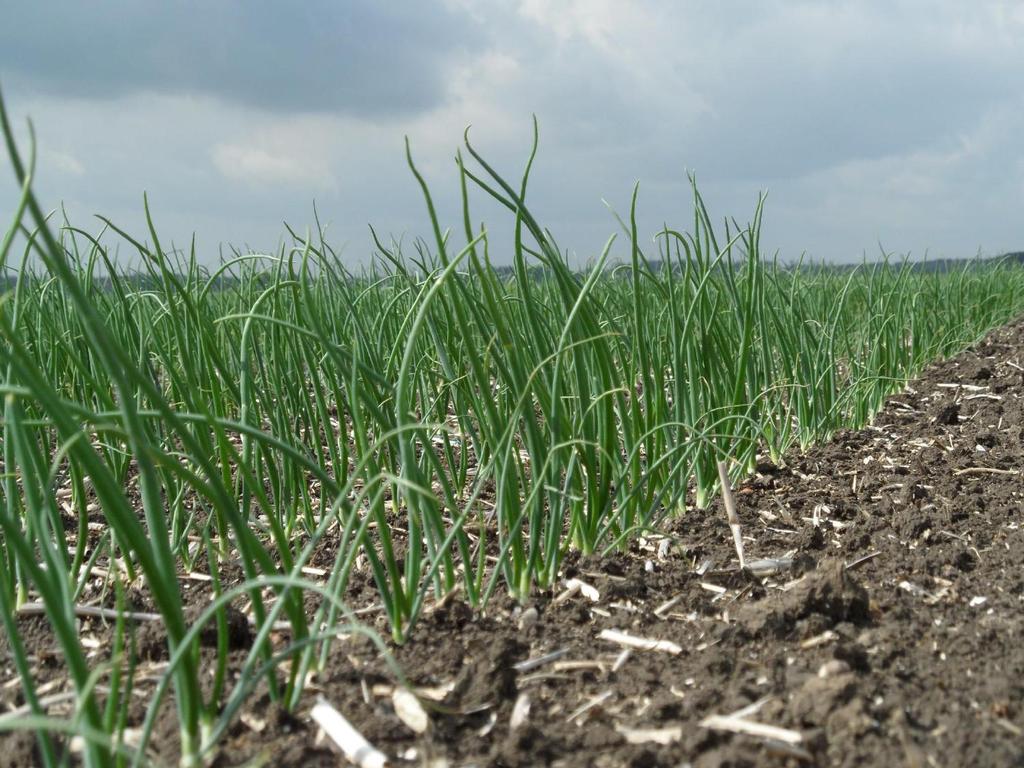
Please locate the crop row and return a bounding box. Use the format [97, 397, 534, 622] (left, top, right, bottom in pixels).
[2, 99, 1023, 766]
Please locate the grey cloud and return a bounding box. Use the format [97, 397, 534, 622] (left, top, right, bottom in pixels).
[498, 1, 1023, 183]
[682, 48, 1016, 182]
[1, 1, 1021, 268]
[0, 1, 480, 115]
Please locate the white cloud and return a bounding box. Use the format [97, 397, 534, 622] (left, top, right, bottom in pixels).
[517, 0, 625, 48]
[42, 149, 85, 176]
[210, 140, 337, 190]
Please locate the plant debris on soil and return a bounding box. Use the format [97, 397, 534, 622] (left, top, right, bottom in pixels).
[4, 317, 1024, 767]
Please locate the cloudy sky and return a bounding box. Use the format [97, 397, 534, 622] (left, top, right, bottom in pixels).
[1, 1, 1022, 266]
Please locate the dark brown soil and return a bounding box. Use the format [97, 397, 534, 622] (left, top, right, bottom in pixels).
[4, 317, 1024, 767]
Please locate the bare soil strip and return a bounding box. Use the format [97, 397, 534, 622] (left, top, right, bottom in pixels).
[4, 317, 1024, 767]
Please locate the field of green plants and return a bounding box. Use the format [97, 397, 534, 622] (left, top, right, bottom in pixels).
[3, 94, 1024, 767]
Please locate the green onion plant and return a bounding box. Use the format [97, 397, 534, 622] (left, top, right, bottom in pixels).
[2, 90, 1023, 766]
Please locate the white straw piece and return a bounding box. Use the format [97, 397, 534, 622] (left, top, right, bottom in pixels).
[509, 693, 531, 730]
[564, 578, 600, 602]
[700, 713, 803, 745]
[391, 688, 429, 734]
[553, 581, 580, 604]
[513, 647, 569, 673]
[566, 690, 614, 723]
[598, 629, 682, 655]
[614, 724, 683, 745]
[653, 594, 684, 618]
[310, 696, 388, 768]
[611, 648, 632, 672]
[745, 558, 793, 576]
[717, 460, 746, 569]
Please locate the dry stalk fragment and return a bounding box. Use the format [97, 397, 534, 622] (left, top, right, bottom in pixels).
[700, 713, 804, 745]
[745, 558, 793, 576]
[653, 594, 685, 617]
[513, 648, 570, 673]
[310, 696, 388, 768]
[509, 694, 531, 730]
[392, 688, 429, 734]
[717, 460, 747, 569]
[566, 690, 614, 723]
[598, 629, 682, 655]
[611, 648, 632, 672]
[564, 578, 600, 601]
[799, 630, 838, 650]
[614, 724, 683, 744]
[953, 466, 1020, 477]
